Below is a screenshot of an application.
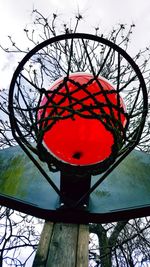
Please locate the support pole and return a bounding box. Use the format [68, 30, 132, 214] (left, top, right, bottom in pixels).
[33, 222, 89, 267]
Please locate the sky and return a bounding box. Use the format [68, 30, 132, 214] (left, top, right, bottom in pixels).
[1, 0, 150, 89]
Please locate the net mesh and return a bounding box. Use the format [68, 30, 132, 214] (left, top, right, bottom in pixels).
[9, 34, 147, 175]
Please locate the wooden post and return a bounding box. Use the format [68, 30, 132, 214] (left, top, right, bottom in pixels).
[33, 222, 89, 267]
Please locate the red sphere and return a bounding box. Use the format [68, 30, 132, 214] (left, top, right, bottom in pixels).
[38, 73, 126, 166]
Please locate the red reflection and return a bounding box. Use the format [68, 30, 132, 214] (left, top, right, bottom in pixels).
[38, 73, 126, 166]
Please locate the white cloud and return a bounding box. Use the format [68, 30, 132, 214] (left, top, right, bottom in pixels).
[0, 0, 150, 46]
[0, 0, 150, 89]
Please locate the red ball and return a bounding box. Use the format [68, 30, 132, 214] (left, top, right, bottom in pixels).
[38, 73, 126, 166]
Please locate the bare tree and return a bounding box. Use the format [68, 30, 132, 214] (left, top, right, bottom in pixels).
[89, 218, 150, 267]
[0, 9, 150, 267]
[0, 207, 43, 266]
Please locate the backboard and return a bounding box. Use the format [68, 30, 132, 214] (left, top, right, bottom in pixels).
[0, 145, 149, 223]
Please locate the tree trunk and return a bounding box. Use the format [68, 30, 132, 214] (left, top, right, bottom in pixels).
[89, 224, 111, 267]
[99, 229, 111, 267]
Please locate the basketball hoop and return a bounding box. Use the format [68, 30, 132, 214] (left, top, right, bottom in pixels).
[37, 72, 126, 174]
[8, 33, 148, 210]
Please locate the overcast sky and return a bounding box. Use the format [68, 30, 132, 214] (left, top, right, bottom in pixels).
[0, 0, 150, 88]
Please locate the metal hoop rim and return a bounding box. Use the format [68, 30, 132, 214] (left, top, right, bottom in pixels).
[8, 33, 148, 175]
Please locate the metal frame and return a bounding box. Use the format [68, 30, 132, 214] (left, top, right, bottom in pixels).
[0, 194, 150, 224]
[8, 33, 148, 211]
